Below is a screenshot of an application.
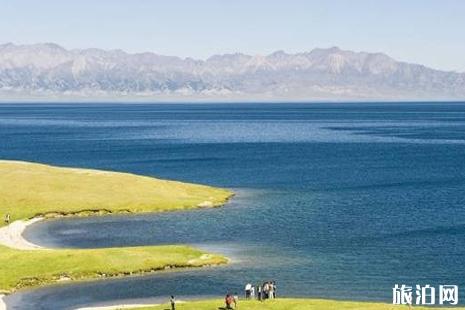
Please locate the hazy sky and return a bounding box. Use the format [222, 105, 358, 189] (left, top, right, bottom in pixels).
[2, 0, 465, 72]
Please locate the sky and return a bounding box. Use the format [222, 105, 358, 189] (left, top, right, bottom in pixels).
[1, 0, 465, 72]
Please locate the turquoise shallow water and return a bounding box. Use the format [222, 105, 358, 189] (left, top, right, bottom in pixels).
[2, 102, 465, 309]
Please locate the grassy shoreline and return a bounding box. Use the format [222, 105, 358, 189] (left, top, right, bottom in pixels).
[0, 245, 227, 294]
[133, 298, 465, 310]
[0, 160, 233, 226]
[0, 160, 233, 293]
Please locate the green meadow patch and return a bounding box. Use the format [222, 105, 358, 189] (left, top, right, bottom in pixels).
[135, 298, 465, 310]
[0, 160, 233, 226]
[0, 245, 226, 293]
[0, 160, 232, 292]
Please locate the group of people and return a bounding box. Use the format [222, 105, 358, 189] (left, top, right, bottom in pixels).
[245, 281, 277, 301]
[223, 281, 277, 309]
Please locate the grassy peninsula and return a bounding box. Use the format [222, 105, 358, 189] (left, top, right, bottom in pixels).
[135, 298, 465, 310]
[0, 245, 226, 293]
[0, 160, 233, 293]
[0, 160, 232, 226]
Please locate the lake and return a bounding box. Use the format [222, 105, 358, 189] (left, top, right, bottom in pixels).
[2, 102, 465, 309]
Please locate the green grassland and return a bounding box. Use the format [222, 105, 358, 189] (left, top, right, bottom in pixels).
[137, 298, 465, 310]
[0, 160, 232, 293]
[0, 160, 233, 226]
[0, 245, 226, 293]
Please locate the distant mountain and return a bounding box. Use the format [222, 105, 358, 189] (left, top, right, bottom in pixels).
[0, 43, 464, 101]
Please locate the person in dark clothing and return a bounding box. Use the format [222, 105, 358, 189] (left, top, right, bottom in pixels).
[4, 213, 10, 225]
[170, 295, 176, 310]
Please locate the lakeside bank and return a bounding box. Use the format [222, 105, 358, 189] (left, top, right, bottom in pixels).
[0, 160, 233, 296]
[111, 298, 465, 310]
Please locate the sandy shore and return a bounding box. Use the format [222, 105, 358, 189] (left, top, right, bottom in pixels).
[74, 300, 186, 310]
[0, 218, 44, 250]
[1, 296, 155, 310]
[0, 295, 5, 310]
[0, 219, 43, 310]
[75, 304, 159, 310]
[0, 294, 158, 310]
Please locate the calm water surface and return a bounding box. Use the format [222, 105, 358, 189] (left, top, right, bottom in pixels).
[2, 103, 465, 309]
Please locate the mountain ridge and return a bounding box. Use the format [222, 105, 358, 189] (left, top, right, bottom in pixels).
[0, 42, 464, 101]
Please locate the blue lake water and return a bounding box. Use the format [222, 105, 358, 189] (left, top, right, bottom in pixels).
[2, 102, 465, 309]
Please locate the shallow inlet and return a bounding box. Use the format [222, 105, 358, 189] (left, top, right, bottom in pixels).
[10, 189, 394, 309]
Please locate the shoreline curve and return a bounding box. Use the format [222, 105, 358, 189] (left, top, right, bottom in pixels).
[74, 299, 188, 310]
[0, 160, 234, 309]
[75, 304, 159, 310]
[0, 218, 44, 250]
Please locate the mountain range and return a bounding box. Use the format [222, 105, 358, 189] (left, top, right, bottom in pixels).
[0, 43, 464, 101]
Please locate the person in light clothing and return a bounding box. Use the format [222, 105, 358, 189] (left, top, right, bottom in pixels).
[244, 283, 252, 299]
[268, 282, 275, 299]
[233, 293, 239, 308]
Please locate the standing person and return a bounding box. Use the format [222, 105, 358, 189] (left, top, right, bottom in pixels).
[268, 282, 274, 299]
[170, 295, 176, 310]
[4, 213, 10, 225]
[233, 292, 239, 309]
[244, 283, 252, 299]
[272, 281, 277, 298]
[263, 282, 269, 300]
[257, 284, 262, 301]
[250, 285, 255, 299]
